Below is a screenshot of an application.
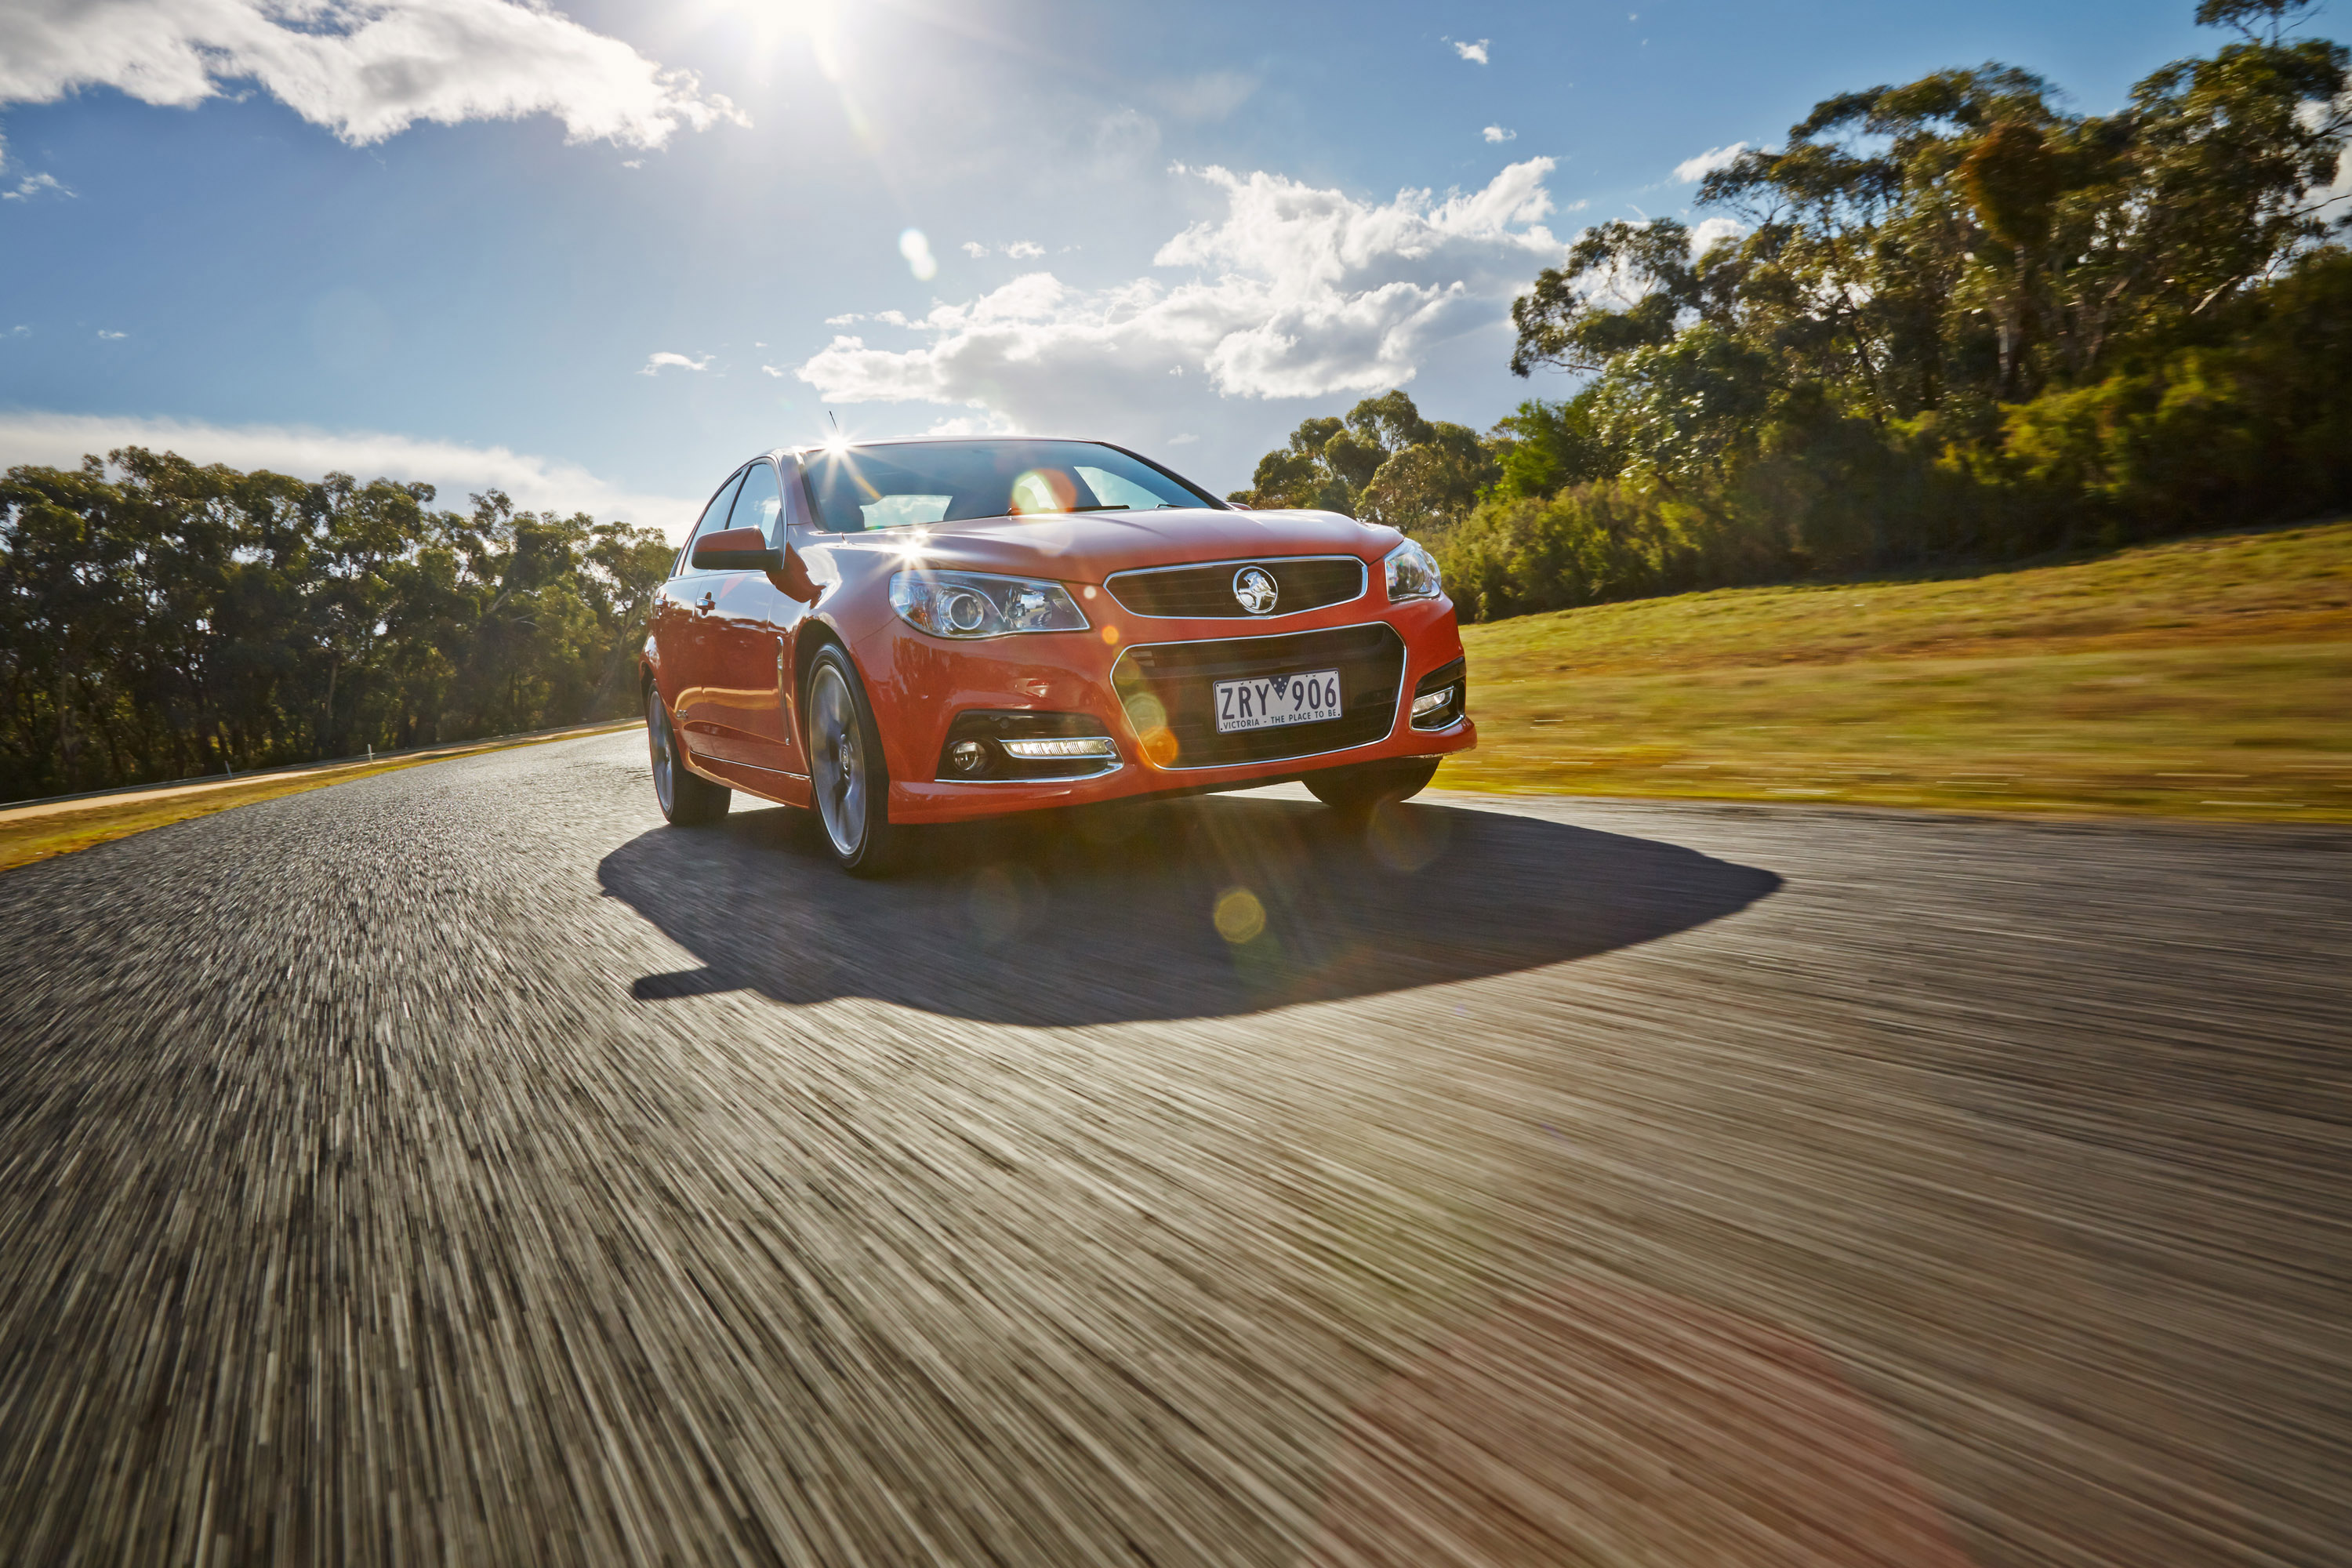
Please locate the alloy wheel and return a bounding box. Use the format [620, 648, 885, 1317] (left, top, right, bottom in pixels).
[809, 662, 866, 857]
[647, 688, 676, 817]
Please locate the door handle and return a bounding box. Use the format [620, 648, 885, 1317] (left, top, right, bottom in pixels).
[695, 592, 716, 616]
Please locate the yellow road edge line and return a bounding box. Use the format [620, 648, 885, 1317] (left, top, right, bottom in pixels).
[0, 720, 646, 874]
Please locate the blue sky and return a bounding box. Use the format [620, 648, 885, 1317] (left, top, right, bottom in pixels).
[0, 0, 2225, 535]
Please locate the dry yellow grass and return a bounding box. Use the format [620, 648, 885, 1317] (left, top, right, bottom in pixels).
[1439, 520, 2352, 822]
[14, 524, 2344, 867]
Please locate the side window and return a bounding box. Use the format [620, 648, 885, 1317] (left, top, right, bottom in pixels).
[676, 470, 746, 575]
[728, 460, 786, 546]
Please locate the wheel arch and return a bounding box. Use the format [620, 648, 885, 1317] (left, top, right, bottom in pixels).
[790, 618, 854, 748]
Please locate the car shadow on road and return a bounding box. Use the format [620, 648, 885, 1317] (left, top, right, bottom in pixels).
[600, 793, 1780, 1025]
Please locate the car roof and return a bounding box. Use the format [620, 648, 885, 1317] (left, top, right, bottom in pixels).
[768, 435, 1119, 461]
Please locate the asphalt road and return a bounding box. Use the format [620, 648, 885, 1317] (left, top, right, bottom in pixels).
[2, 731, 2346, 1566]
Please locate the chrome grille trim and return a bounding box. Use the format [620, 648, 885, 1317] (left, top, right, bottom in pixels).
[1104, 554, 1368, 619]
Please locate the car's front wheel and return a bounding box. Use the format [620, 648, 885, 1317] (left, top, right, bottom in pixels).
[648, 685, 731, 826]
[1304, 755, 1442, 818]
[804, 644, 902, 877]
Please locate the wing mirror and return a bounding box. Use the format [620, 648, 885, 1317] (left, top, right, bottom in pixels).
[690, 527, 822, 604]
[690, 527, 780, 572]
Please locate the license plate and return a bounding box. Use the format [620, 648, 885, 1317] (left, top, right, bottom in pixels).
[1214, 668, 1342, 733]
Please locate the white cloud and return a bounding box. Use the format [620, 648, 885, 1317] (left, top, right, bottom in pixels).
[823, 312, 862, 326]
[1004, 240, 1044, 259]
[1483, 126, 1516, 144]
[0, 0, 743, 149]
[794, 159, 1565, 431]
[960, 241, 989, 259]
[760, 365, 786, 378]
[1672, 143, 1750, 183]
[1689, 216, 1747, 256]
[917, 412, 1018, 439]
[638, 350, 710, 376]
[2, 170, 70, 199]
[1451, 38, 1490, 65]
[2303, 100, 2352, 216]
[0, 410, 699, 535]
[96, 328, 127, 339]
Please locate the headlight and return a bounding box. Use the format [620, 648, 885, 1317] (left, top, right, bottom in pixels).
[888, 570, 1090, 637]
[1383, 538, 1444, 603]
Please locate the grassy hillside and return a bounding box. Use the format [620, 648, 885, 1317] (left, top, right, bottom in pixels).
[1438, 520, 2352, 822]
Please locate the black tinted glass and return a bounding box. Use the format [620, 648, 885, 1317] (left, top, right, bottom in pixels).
[800, 441, 1218, 533]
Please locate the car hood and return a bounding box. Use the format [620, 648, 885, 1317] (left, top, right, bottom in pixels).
[808, 507, 1400, 583]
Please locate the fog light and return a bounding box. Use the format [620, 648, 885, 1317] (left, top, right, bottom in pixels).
[1411, 686, 1454, 720]
[949, 739, 989, 773]
[1001, 737, 1117, 760]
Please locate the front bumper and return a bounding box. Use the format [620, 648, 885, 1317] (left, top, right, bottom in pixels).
[855, 595, 1474, 825]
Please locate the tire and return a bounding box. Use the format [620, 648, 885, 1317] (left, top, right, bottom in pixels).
[804, 644, 902, 877]
[1303, 755, 1442, 818]
[648, 684, 731, 826]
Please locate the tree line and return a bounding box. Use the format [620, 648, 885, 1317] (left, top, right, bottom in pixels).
[0, 448, 672, 799]
[1231, 0, 2352, 621]
[9, 2, 2343, 798]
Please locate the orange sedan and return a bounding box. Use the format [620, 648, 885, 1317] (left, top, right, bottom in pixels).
[641, 437, 1474, 873]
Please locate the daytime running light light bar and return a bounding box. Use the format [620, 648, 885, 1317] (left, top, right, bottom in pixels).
[1000, 738, 1119, 759]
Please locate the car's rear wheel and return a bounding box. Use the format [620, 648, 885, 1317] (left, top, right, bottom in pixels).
[1304, 755, 1442, 818]
[648, 685, 731, 826]
[805, 645, 901, 877]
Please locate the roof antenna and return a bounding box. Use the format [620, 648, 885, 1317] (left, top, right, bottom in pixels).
[827, 409, 840, 435]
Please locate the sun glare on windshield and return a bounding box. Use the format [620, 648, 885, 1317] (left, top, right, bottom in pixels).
[800, 440, 1218, 532]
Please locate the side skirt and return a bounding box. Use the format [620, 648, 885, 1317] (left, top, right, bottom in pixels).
[683, 747, 814, 811]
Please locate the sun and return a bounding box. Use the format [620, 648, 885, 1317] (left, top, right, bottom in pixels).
[698, 0, 844, 78]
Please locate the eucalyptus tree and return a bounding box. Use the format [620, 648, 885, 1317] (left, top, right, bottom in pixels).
[1511, 0, 2350, 429]
[0, 452, 670, 797]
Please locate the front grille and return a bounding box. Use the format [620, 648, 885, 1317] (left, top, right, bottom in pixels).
[1106, 556, 1366, 619]
[1113, 623, 1404, 768]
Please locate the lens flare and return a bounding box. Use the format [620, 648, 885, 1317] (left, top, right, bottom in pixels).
[1367, 800, 1449, 873]
[1122, 693, 1167, 733]
[1007, 467, 1077, 514]
[899, 228, 938, 281]
[1214, 887, 1266, 945]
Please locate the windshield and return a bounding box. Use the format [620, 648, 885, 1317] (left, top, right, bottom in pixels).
[798, 440, 1221, 532]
